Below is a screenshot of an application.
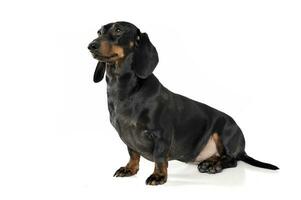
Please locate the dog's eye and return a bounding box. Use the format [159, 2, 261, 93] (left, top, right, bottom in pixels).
[97, 28, 104, 35]
[115, 28, 122, 34]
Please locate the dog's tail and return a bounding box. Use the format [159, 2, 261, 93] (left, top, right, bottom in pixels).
[239, 153, 279, 170]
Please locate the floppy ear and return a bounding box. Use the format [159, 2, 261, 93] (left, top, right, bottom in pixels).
[93, 61, 106, 83]
[132, 33, 159, 79]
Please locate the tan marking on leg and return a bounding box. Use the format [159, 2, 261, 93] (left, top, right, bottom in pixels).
[195, 132, 222, 162]
[126, 152, 140, 174]
[146, 161, 168, 185]
[154, 162, 168, 176]
[206, 155, 220, 162]
[212, 132, 224, 154]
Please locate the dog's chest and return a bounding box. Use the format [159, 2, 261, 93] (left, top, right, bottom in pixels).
[107, 95, 154, 160]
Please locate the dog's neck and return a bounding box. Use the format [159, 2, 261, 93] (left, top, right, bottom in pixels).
[105, 54, 141, 101]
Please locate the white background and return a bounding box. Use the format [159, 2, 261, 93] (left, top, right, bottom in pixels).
[0, 0, 300, 199]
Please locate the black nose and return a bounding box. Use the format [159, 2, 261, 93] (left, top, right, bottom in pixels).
[88, 42, 99, 50]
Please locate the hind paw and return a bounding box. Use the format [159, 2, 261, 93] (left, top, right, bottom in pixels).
[198, 160, 222, 174]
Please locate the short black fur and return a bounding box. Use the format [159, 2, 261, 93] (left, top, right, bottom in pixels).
[88, 21, 279, 185]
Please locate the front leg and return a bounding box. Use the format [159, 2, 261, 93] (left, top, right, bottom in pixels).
[145, 161, 168, 185]
[145, 130, 170, 185]
[114, 147, 140, 177]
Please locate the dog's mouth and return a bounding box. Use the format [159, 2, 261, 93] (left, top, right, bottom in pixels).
[91, 52, 118, 62]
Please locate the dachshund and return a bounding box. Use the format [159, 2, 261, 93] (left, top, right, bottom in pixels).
[88, 21, 279, 185]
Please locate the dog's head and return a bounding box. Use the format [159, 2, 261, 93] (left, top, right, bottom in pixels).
[88, 21, 158, 82]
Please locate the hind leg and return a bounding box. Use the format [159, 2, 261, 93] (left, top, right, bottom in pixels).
[198, 156, 222, 174]
[196, 132, 238, 174]
[198, 155, 237, 174]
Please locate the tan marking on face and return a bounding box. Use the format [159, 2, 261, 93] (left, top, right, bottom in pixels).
[99, 41, 124, 60]
[111, 44, 124, 58]
[129, 41, 134, 48]
[99, 41, 111, 56]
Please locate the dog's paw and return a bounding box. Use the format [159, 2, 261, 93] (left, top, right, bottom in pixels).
[198, 161, 222, 174]
[113, 167, 138, 177]
[145, 174, 167, 185]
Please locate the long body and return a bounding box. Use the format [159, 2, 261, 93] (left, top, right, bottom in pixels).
[106, 65, 245, 163]
[88, 21, 278, 185]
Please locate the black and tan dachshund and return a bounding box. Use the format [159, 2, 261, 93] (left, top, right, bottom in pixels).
[88, 21, 278, 185]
